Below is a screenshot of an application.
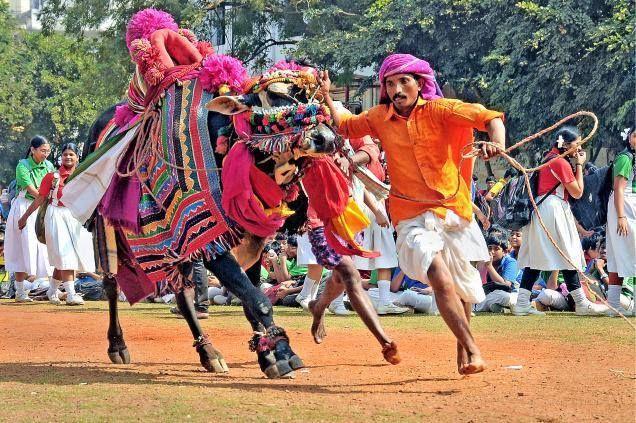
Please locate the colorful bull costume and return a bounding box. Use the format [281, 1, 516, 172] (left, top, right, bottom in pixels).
[63, 9, 373, 378]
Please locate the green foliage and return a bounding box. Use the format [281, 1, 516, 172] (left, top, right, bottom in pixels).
[0, 5, 126, 183]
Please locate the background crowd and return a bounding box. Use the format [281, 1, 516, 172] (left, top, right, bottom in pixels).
[3, 121, 632, 322]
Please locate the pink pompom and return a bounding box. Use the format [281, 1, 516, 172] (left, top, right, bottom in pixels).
[269, 60, 304, 72]
[199, 54, 249, 94]
[126, 8, 178, 51]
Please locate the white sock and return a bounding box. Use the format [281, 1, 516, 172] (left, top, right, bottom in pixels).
[330, 292, 345, 309]
[377, 280, 391, 306]
[63, 281, 76, 297]
[298, 276, 317, 299]
[607, 285, 622, 309]
[48, 279, 61, 298]
[569, 288, 589, 306]
[15, 281, 25, 296]
[516, 288, 531, 309]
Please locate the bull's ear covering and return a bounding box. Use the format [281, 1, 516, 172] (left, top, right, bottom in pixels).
[206, 96, 250, 115]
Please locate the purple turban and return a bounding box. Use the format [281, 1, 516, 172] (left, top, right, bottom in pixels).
[378, 53, 443, 103]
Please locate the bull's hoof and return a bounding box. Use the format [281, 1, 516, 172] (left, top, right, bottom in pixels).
[107, 347, 130, 364]
[263, 360, 294, 379]
[194, 334, 229, 374]
[287, 354, 305, 370]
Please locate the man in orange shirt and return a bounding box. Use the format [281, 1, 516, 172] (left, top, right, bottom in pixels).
[317, 53, 506, 375]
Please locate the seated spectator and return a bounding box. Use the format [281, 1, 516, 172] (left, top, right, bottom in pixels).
[479, 176, 496, 197]
[74, 272, 105, 301]
[261, 235, 308, 307]
[475, 232, 519, 313]
[485, 168, 519, 202]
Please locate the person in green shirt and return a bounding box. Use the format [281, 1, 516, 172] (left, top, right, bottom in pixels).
[605, 127, 636, 316]
[4, 135, 54, 302]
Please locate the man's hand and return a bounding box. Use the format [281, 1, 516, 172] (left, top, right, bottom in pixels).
[374, 210, 390, 228]
[318, 70, 332, 99]
[18, 216, 27, 230]
[335, 155, 351, 176]
[276, 288, 289, 300]
[476, 210, 491, 231]
[479, 142, 500, 161]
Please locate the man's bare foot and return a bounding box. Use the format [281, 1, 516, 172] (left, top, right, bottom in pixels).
[460, 354, 487, 375]
[382, 341, 401, 365]
[456, 342, 469, 374]
[308, 300, 327, 344]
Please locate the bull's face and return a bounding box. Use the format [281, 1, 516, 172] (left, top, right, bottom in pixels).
[206, 82, 339, 185]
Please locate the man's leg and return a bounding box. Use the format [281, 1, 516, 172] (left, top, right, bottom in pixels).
[427, 253, 485, 375]
[310, 257, 399, 364]
[192, 259, 209, 317]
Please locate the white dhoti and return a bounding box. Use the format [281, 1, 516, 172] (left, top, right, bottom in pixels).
[44, 204, 96, 272]
[518, 193, 585, 271]
[4, 195, 52, 277]
[606, 192, 636, 277]
[395, 210, 489, 304]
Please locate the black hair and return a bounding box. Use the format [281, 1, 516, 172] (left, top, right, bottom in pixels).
[504, 168, 519, 179]
[286, 234, 298, 247]
[26, 135, 50, 158]
[485, 175, 496, 183]
[554, 126, 580, 151]
[622, 127, 635, 150]
[60, 142, 79, 155]
[581, 236, 598, 252]
[485, 232, 509, 250]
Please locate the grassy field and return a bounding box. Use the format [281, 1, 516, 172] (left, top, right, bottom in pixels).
[0, 301, 634, 422]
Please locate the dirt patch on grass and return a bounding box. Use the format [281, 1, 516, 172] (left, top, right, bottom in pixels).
[0, 301, 634, 422]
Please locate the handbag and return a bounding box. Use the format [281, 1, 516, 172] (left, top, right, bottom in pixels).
[35, 174, 59, 244]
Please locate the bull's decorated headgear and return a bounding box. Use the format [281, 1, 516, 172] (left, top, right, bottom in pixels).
[244, 60, 320, 97]
[378, 53, 443, 103]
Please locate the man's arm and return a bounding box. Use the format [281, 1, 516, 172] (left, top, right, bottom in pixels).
[483, 118, 506, 160]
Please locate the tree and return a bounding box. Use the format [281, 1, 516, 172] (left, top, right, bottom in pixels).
[293, 0, 635, 163]
[0, 4, 126, 183]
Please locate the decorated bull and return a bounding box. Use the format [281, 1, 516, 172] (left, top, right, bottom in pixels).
[64, 9, 375, 379]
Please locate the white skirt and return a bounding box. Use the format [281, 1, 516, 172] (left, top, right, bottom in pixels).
[296, 233, 318, 266]
[352, 201, 398, 270]
[395, 210, 489, 304]
[518, 195, 585, 271]
[44, 204, 96, 272]
[4, 195, 52, 277]
[606, 192, 636, 277]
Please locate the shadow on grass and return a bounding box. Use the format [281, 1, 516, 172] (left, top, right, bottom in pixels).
[0, 362, 459, 395]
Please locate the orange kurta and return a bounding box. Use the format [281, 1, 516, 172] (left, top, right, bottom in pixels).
[339, 97, 503, 224]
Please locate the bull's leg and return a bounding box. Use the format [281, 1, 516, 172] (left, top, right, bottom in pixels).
[104, 275, 130, 364]
[175, 265, 229, 374]
[204, 252, 304, 379]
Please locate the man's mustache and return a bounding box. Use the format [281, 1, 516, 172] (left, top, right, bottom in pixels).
[392, 94, 407, 101]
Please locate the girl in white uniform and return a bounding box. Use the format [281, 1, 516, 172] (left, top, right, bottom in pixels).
[4, 136, 54, 302]
[515, 126, 606, 316]
[605, 128, 636, 316]
[19, 143, 95, 305]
